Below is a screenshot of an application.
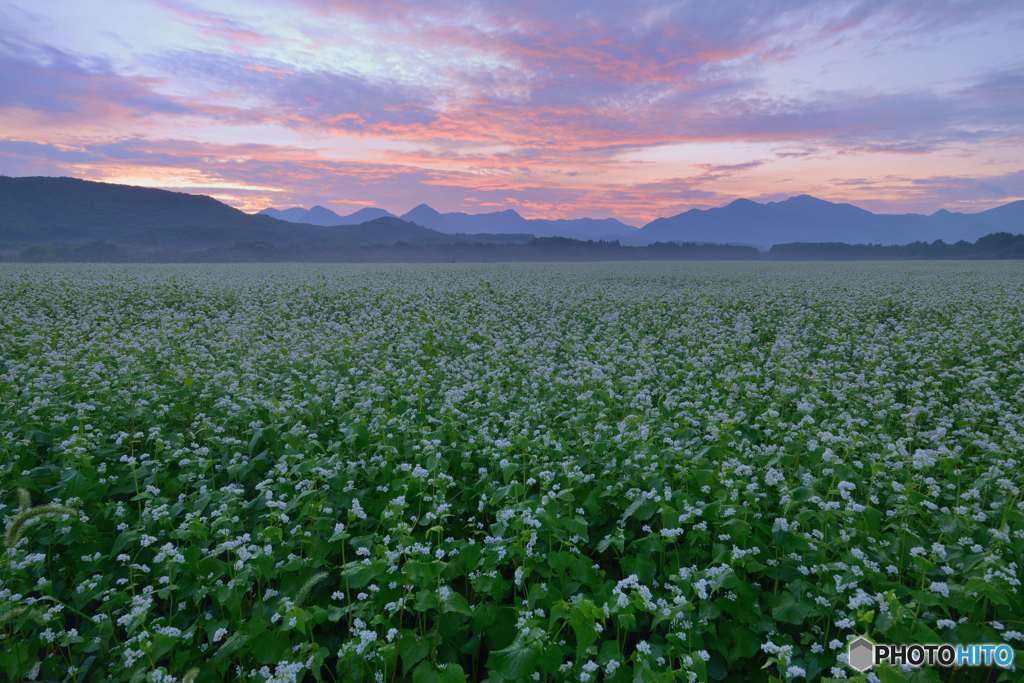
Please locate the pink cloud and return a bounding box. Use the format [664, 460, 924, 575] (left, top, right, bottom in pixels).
[2, 1, 1023, 219]
[155, 0, 270, 46]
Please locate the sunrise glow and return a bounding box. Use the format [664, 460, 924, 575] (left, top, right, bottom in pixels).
[2, 1, 1022, 223]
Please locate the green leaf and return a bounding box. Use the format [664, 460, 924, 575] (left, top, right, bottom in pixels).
[401, 631, 431, 674]
[488, 635, 537, 679]
[212, 633, 248, 663]
[442, 590, 472, 616]
[771, 593, 813, 625]
[438, 663, 467, 683]
[719, 625, 760, 664]
[412, 662, 467, 683]
[565, 598, 601, 660]
[75, 655, 97, 683]
[412, 661, 439, 683]
[414, 589, 439, 612]
[250, 630, 292, 664]
[340, 560, 377, 589]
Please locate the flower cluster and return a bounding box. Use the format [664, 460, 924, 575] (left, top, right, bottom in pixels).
[0, 262, 1022, 681]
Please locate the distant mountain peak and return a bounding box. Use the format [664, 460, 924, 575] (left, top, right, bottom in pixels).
[402, 204, 445, 226]
[306, 205, 343, 221]
[725, 198, 758, 208]
[260, 205, 302, 213]
[259, 204, 391, 226]
[779, 194, 831, 205]
[346, 207, 393, 220]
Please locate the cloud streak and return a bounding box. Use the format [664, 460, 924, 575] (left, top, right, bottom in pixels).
[0, 40, 189, 119]
[1, 1, 1022, 221]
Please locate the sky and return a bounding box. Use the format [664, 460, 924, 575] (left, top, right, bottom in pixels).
[1, 1, 1023, 225]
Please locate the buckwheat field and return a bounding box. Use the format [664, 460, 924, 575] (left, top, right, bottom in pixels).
[1, 263, 1022, 683]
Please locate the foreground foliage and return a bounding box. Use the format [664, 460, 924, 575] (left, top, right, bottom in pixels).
[1, 263, 1022, 682]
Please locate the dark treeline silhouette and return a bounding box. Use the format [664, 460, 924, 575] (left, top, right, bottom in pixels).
[11, 233, 1024, 262]
[11, 238, 761, 263]
[769, 232, 1024, 260]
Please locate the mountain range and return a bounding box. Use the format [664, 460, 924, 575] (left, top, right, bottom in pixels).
[259, 205, 393, 226]
[1, 176, 1021, 262]
[399, 204, 637, 241]
[265, 195, 1023, 246]
[262, 201, 637, 240]
[634, 194, 1024, 247]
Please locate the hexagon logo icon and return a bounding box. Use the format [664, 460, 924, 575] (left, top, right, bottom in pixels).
[848, 636, 875, 672]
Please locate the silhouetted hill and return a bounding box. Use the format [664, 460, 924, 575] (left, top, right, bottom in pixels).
[400, 204, 637, 240]
[0, 176, 300, 247]
[332, 216, 459, 245]
[259, 205, 393, 226]
[635, 195, 1024, 246]
[0, 177, 453, 253]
